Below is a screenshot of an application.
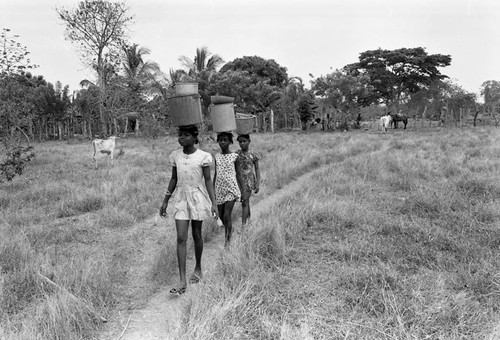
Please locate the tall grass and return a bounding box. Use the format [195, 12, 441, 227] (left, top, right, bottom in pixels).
[0, 137, 180, 339]
[175, 127, 500, 339]
[3, 128, 500, 339]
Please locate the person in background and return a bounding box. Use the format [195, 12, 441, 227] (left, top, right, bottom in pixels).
[236, 134, 260, 225]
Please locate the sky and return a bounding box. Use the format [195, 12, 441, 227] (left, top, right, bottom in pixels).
[2, 0, 499, 97]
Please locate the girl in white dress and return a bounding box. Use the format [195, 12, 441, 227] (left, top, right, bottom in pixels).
[160, 125, 218, 295]
[213, 132, 242, 246]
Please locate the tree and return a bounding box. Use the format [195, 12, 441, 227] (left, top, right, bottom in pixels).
[312, 68, 373, 128]
[347, 47, 452, 111]
[177, 46, 224, 80]
[279, 76, 304, 128]
[297, 92, 317, 130]
[214, 56, 288, 118]
[220, 56, 288, 87]
[122, 44, 165, 94]
[0, 28, 38, 75]
[481, 80, 500, 105]
[57, 0, 134, 136]
[480, 80, 500, 125]
[172, 47, 224, 115]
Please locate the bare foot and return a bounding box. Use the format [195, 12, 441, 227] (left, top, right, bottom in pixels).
[189, 271, 202, 284]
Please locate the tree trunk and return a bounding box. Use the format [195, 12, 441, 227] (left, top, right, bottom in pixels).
[38, 118, 43, 141]
[491, 108, 499, 126]
[82, 120, 87, 138]
[473, 110, 480, 127]
[270, 109, 274, 133]
[58, 122, 63, 140]
[421, 106, 427, 128]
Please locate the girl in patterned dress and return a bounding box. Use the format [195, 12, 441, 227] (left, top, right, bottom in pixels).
[159, 125, 218, 295]
[236, 134, 260, 225]
[213, 132, 242, 246]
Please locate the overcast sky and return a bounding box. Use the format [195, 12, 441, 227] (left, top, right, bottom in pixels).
[2, 0, 499, 96]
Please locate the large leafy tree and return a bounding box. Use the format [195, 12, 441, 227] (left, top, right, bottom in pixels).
[312, 68, 373, 124]
[57, 0, 133, 136]
[347, 47, 451, 111]
[220, 56, 288, 87]
[213, 56, 288, 117]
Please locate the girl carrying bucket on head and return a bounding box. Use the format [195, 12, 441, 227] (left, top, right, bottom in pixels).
[213, 131, 242, 247]
[159, 125, 218, 296]
[236, 134, 260, 225]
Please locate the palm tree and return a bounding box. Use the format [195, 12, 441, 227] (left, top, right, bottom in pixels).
[177, 46, 224, 81]
[122, 43, 167, 97]
[280, 76, 304, 128]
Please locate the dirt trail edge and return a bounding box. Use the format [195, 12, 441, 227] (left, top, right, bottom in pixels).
[99, 167, 322, 340]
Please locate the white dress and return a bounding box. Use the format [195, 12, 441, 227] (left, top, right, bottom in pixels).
[169, 149, 213, 220]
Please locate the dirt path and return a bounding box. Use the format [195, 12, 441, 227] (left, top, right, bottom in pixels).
[99, 168, 319, 340]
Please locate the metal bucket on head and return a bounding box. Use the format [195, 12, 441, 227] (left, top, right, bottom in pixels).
[174, 83, 198, 96]
[211, 103, 236, 133]
[235, 113, 256, 134]
[211, 95, 234, 105]
[168, 94, 203, 127]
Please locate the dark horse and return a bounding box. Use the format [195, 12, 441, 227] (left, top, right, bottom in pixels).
[390, 112, 408, 129]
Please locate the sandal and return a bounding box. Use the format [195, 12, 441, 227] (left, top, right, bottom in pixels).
[189, 273, 202, 284]
[169, 287, 186, 296]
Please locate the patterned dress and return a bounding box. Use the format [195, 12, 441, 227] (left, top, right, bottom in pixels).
[169, 149, 213, 221]
[214, 153, 241, 205]
[236, 150, 260, 194]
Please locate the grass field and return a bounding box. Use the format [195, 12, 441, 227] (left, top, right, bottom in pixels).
[1, 127, 500, 339]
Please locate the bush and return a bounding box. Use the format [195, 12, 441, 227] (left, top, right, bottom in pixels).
[0, 145, 35, 182]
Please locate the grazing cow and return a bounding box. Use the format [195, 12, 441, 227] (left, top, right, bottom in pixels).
[379, 115, 393, 134]
[92, 136, 117, 168]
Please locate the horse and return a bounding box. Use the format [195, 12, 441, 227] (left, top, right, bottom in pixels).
[390, 112, 408, 129]
[379, 115, 393, 134]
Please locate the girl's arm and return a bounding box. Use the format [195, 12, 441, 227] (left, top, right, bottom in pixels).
[203, 166, 218, 217]
[254, 159, 260, 193]
[160, 166, 178, 217]
[213, 158, 217, 189]
[235, 157, 243, 196]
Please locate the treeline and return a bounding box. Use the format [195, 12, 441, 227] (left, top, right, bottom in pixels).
[2, 0, 500, 145]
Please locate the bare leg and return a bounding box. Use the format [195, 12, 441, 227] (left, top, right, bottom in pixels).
[241, 191, 251, 225]
[175, 220, 189, 289]
[190, 220, 203, 282]
[222, 200, 236, 245]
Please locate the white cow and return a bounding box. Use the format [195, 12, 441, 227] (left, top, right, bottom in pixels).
[379, 115, 393, 134]
[92, 136, 117, 168]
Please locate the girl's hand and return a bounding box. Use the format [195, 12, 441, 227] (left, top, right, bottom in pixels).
[211, 203, 219, 219]
[160, 202, 168, 218]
